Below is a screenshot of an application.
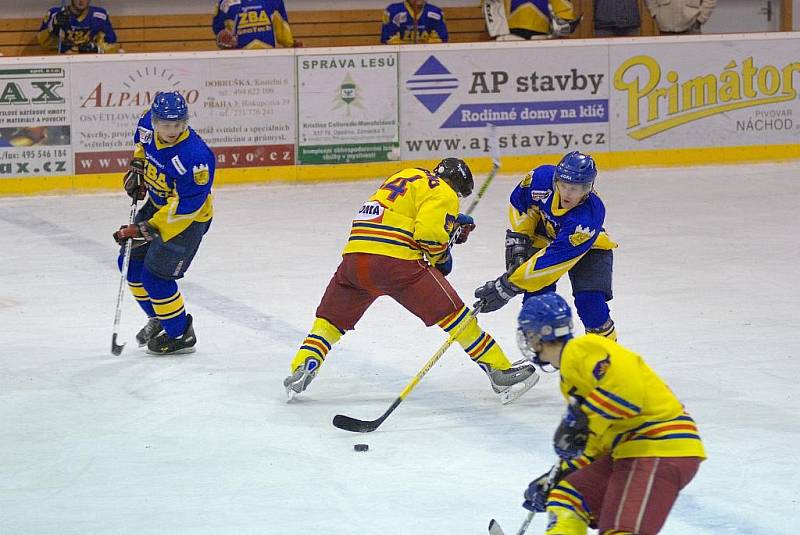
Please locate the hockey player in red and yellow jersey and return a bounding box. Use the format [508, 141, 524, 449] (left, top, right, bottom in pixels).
[517, 293, 705, 534]
[285, 159, 539, 403]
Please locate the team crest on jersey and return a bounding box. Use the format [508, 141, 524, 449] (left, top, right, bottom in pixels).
[593, 355, 611, 380]
[138, 127, 153, 144]
[192, 164, 210, 185]
[531, 189, 552, 202]
[353, 201, 384, 221]
[520, 171, 533, 188]
[444, 213, 456, 235]
[568, 224, 596, 247]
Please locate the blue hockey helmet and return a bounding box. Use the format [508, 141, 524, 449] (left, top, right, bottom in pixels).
[554, 151, 596, 189]
[435, 158, 474, 197]
[517, 292, 574, 366]
[151, 91, 188, 122]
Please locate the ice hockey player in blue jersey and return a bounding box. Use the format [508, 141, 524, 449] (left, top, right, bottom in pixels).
[381, 0, 449, 44]
[475, 151, 618, 340]
[113, 92, 215, 355]
[212, 0, 297, 49]
[37, 0, 119, 54]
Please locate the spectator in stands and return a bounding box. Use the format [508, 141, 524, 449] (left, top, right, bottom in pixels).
[381, 0, 449, 44]
[498, 0, 580, 41]
[594, 0, 641, 37]
[646, 0, 716, 34]
[37, 0, 119, 54]
[213, 0, 300, 49]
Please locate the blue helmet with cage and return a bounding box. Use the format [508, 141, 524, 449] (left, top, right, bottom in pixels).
[517, 292, 574, 367]
[151, 91, 188, 122]
[554, 151, 596, 187]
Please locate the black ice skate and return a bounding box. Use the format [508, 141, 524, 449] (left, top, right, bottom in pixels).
[136, 317, 162, 347]
[283, 357, 320, 401]
[146, 314, 197, 355]
[485, 359, 540, 405]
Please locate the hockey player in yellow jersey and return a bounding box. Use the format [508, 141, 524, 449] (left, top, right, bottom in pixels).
[517, 293, 705, 534]
[285, 159, 539, 403]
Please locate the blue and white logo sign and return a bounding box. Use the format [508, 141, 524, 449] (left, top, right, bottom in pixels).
[405, 56, 458, 113]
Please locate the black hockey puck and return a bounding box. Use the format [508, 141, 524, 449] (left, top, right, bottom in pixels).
[354, 444, 369, 452]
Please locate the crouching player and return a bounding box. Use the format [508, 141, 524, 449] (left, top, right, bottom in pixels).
[114, 91, 215, 355]
[517, 293, 705, 534]
[285, 159, 539, 403]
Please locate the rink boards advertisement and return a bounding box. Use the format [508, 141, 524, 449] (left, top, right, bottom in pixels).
[297, 51, 399, 165]
[70, 55, 296, 174]
[398, 45, 610, 160]
[0, 32, 798, 193]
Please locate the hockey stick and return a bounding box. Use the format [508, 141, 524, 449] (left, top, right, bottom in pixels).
[56, 0, 67, 55]
[332, 303, 483, 433]
[110, 196, 139, 355]
[449, 123, 501, 247]
[488, 459, 561, 535]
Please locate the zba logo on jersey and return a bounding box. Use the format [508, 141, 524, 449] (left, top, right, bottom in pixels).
[353, 201, 384, 221]
[568, 224, 596, 247]
[192, 164, 210, 185]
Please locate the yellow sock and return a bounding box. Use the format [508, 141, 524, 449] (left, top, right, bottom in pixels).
[437, 306, 512, 371]
[290, 317, 344, 372]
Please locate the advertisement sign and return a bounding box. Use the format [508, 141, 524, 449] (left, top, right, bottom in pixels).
[398, 46, 611, 160]
[297, 52, 399, 164]
[609, 40, 800, 150]
[70, 56, 296, 174]
[0, 66, 72, 177]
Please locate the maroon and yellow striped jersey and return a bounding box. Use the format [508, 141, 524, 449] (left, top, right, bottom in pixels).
[341, 167, 457, 265]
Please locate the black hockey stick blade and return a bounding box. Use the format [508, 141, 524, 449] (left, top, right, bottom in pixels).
[332, 397, 401, 433]
[488, 519, 505, 535]
[111, 333, 125, 356]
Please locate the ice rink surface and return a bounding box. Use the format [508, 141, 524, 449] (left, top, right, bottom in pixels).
[1, 162, 798, 534]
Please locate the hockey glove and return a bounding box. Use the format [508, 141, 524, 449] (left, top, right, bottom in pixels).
[435, 250, 453, 276]
[123, 158, 147, 200]
[505, 230, 535, 272]
[51, 8, 71, 33]
[113, 221, 158, 246]
[216, 29, 238, 49]
[554, 403, 589, 460]
[453, 213, 476, 244]
[474, 273, 523, 313]
[77, 41, 99, 54]
[523, 468, 560, 513]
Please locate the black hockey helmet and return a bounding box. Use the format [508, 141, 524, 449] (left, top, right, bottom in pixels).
[434, 158, 473, 197]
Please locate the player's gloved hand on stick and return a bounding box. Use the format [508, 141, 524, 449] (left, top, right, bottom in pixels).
[123, 158, 147, 200]
[505, 230, 534, 271]
[435, 250, 453, 276]
[453, 213, 475, 244]
[52, 8, 70, 32]
[216, 29, 238, 49]
[77, 41, 98, 53]
[554, 403, 589, 460]
[474, 273, 523, 312]
[113, 221, 158, 246]
[523, 468, 560, 513]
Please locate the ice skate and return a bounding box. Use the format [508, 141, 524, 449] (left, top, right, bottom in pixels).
[136, 317, 162, 347]
[283, 357, 320, 401]
[486, 359, 540, 404]
[146, 314, 196, 355]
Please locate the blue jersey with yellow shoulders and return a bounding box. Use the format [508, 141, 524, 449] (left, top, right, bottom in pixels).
[342, 167, 456, 265]
[507, 165, 616, 292]
[212, 0, 294, 49]
[558, 334, 706, 471]
[507, 0, 576, 35]
[133, 111, 215, 242]
[381, 2, 449, 44]
[37, 5, 119, 53]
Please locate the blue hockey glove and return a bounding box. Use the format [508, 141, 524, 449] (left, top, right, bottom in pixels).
[554, 403, 589, 460]
[474, 273, 523, 312]
[523, 469, 559, 513]
[453, 213, 475, 244]
[435, 250, 453, 276]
